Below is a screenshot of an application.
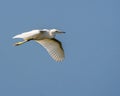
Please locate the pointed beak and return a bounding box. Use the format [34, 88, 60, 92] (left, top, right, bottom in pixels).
[61, 32, 65, 33]
[57, 31, 65, 34]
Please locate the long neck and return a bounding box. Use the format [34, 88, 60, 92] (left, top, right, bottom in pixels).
[49, 32, 56, 38]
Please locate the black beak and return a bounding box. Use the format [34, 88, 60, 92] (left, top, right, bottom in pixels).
[62, 32, 65, 33]
[58, 31, 65, 33]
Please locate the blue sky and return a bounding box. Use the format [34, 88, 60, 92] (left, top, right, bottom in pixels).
[0, 0, 120, 96]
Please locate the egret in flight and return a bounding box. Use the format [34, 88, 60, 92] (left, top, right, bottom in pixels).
[13, 29, 65, 62]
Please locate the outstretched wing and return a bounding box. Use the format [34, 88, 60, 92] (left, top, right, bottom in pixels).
[35, 38, 64, 62]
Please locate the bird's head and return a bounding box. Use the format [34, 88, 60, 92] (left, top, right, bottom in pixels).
[50, 29, 65, 36]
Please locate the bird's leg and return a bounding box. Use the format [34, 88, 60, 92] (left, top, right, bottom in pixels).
[14, 40, 29, 46]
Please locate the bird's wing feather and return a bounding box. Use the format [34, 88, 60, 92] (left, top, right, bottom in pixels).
[35, 38, 64, 62]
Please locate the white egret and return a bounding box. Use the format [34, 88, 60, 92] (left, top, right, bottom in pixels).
[13, 29, 65, 62]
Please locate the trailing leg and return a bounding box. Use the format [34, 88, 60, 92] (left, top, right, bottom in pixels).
[14, 40, 28, 46]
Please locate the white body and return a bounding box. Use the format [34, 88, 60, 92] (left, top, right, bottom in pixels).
[13, 29, 55, 40]
[13, 29, 65, 62]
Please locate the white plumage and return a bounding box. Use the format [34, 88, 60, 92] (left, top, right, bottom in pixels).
[13, 29, 65, 62]
[13, 30, 40, 39]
